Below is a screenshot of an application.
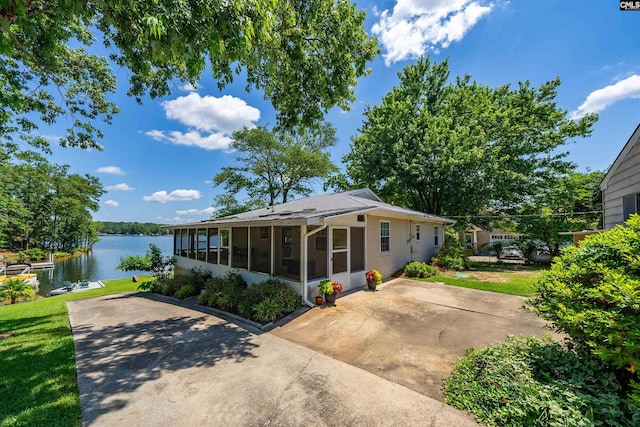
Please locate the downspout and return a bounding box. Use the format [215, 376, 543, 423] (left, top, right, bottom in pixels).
[302, 223, 328, 307]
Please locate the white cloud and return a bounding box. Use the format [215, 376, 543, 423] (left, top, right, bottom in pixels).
[143, 189, 202, 203]
[104, 200, 119, 207]
[372, 0, 494, 65]
[571, 74, 640, 119]
[105, 183, 134, 191]
[144, 130, 232, 151]
[146, 93, 260, 150]
[96, 166, 125, 175]
[176, 207, 216, 216]
[161, 93, 260, 134]
[179, 82, 198, 92]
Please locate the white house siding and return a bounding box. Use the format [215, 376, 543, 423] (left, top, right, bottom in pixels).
[365, 215, 443, 279]
[603, 135, 640, 229]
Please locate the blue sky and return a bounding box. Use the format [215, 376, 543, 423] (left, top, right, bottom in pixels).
[45, 1, 640, 223]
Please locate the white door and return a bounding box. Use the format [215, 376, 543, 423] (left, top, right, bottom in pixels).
[330, 227, 350, 287]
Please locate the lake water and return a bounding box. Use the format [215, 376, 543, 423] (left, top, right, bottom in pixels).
[37, 235, 173, 295]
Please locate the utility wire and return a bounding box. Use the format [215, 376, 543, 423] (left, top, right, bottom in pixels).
[446, 210, 602, 219]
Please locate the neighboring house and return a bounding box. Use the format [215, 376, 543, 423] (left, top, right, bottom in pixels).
[460, 226, 522, 254]
[166, 188, 454, 305]
[601, 124, 640, 229]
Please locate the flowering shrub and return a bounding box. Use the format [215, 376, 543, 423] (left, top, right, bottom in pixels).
[331, 281, 343, 293]
[365, 269, 382, 284]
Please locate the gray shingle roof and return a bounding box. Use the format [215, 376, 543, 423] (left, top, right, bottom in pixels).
[169, 188, 454, 227]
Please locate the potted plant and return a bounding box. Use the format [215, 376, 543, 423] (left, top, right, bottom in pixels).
[314, 294, 324, 305]
[318, 279, 343, 304]
[365, 269, 382, 291]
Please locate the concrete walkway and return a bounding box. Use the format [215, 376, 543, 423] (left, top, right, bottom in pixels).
[273, 278, 555, 401]
[68, 293, 477, 426]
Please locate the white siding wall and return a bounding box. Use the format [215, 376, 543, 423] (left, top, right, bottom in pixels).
[603, 138, 640, 229]
[365, 215, 443, 279]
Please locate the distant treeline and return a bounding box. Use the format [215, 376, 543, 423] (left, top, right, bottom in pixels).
[95, 222, 172, 235]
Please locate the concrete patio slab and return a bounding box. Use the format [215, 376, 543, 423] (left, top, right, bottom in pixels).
[272, 278, 556, 401]
[67, 293, 477, 426]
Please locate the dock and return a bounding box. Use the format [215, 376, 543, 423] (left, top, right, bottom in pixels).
[5, 253, 54, 272]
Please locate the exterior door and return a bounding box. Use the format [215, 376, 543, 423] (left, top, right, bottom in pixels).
[330, 227, 350, 287]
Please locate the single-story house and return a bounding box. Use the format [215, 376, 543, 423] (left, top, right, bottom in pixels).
[459, 226, 522, 254]
[601, 123, 640, 229]
[166, 188, 454, 305]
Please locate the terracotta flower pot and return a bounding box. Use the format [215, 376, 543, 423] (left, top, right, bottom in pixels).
[315, 295, 323, 305]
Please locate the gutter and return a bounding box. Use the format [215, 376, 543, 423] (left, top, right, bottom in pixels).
[301, 223, 328, 307]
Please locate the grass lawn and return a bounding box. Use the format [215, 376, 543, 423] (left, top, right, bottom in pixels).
[0, 277, 146, 427]
[421, 261, 546, 297]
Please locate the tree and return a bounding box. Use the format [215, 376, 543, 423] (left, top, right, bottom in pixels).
[335, 57, 597, 218]
[117, 243, 175, 279]
[515, 170, 604, 256]
[1, 0, 378, 152]
[213, 124, 338, 214]
[0, 279, 34, 304]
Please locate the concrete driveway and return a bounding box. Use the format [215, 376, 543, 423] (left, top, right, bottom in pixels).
[272, 278, 555, 401]
[67, 293, 476, 426]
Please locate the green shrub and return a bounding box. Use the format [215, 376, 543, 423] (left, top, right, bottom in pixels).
[175, 284, 196, 299]
[431, 227, 469, 271]
[196, 274, 300, 323]
[161, 281, 178, 296]
[137, 279, 162, 293]
[443, 336, 639, 427]
[17, 248, 48, 262]
[186, 267, 211, 292]
[254, 299, 279, 323]
[197, 291, 209, 305]
[404, 261, 436, 278]
[527, 215, 640, 401]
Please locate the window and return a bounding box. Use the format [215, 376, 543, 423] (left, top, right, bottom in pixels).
[623, 193, 640, 221]
[434, 226, 439, 246]
[415, 224, 421, 240]
[380, 221, 390, 252]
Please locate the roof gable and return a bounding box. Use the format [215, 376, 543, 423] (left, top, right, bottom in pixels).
[601, 123, 640, 191]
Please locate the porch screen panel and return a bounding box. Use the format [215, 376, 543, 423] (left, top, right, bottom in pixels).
[219, 229, 230, 266]
[250, 227, 271, 274]
[332, 228, 348, 274]
[350, 227, 365, 272]
[207, 228, 218, 264]
[180, 229, 188, 257]
[173, 230, 180, 256]
[307, 229, 328, 280]
[231, 227, 249, 269]
[188, 229, 196, 259]
[197, 229, 207, 261]
[274, 226, 301, 281]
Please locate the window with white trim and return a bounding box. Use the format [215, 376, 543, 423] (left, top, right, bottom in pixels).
[415, 224, 421, 240]
[434, 226, 439, 246]
[380, 221, 390, 252]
